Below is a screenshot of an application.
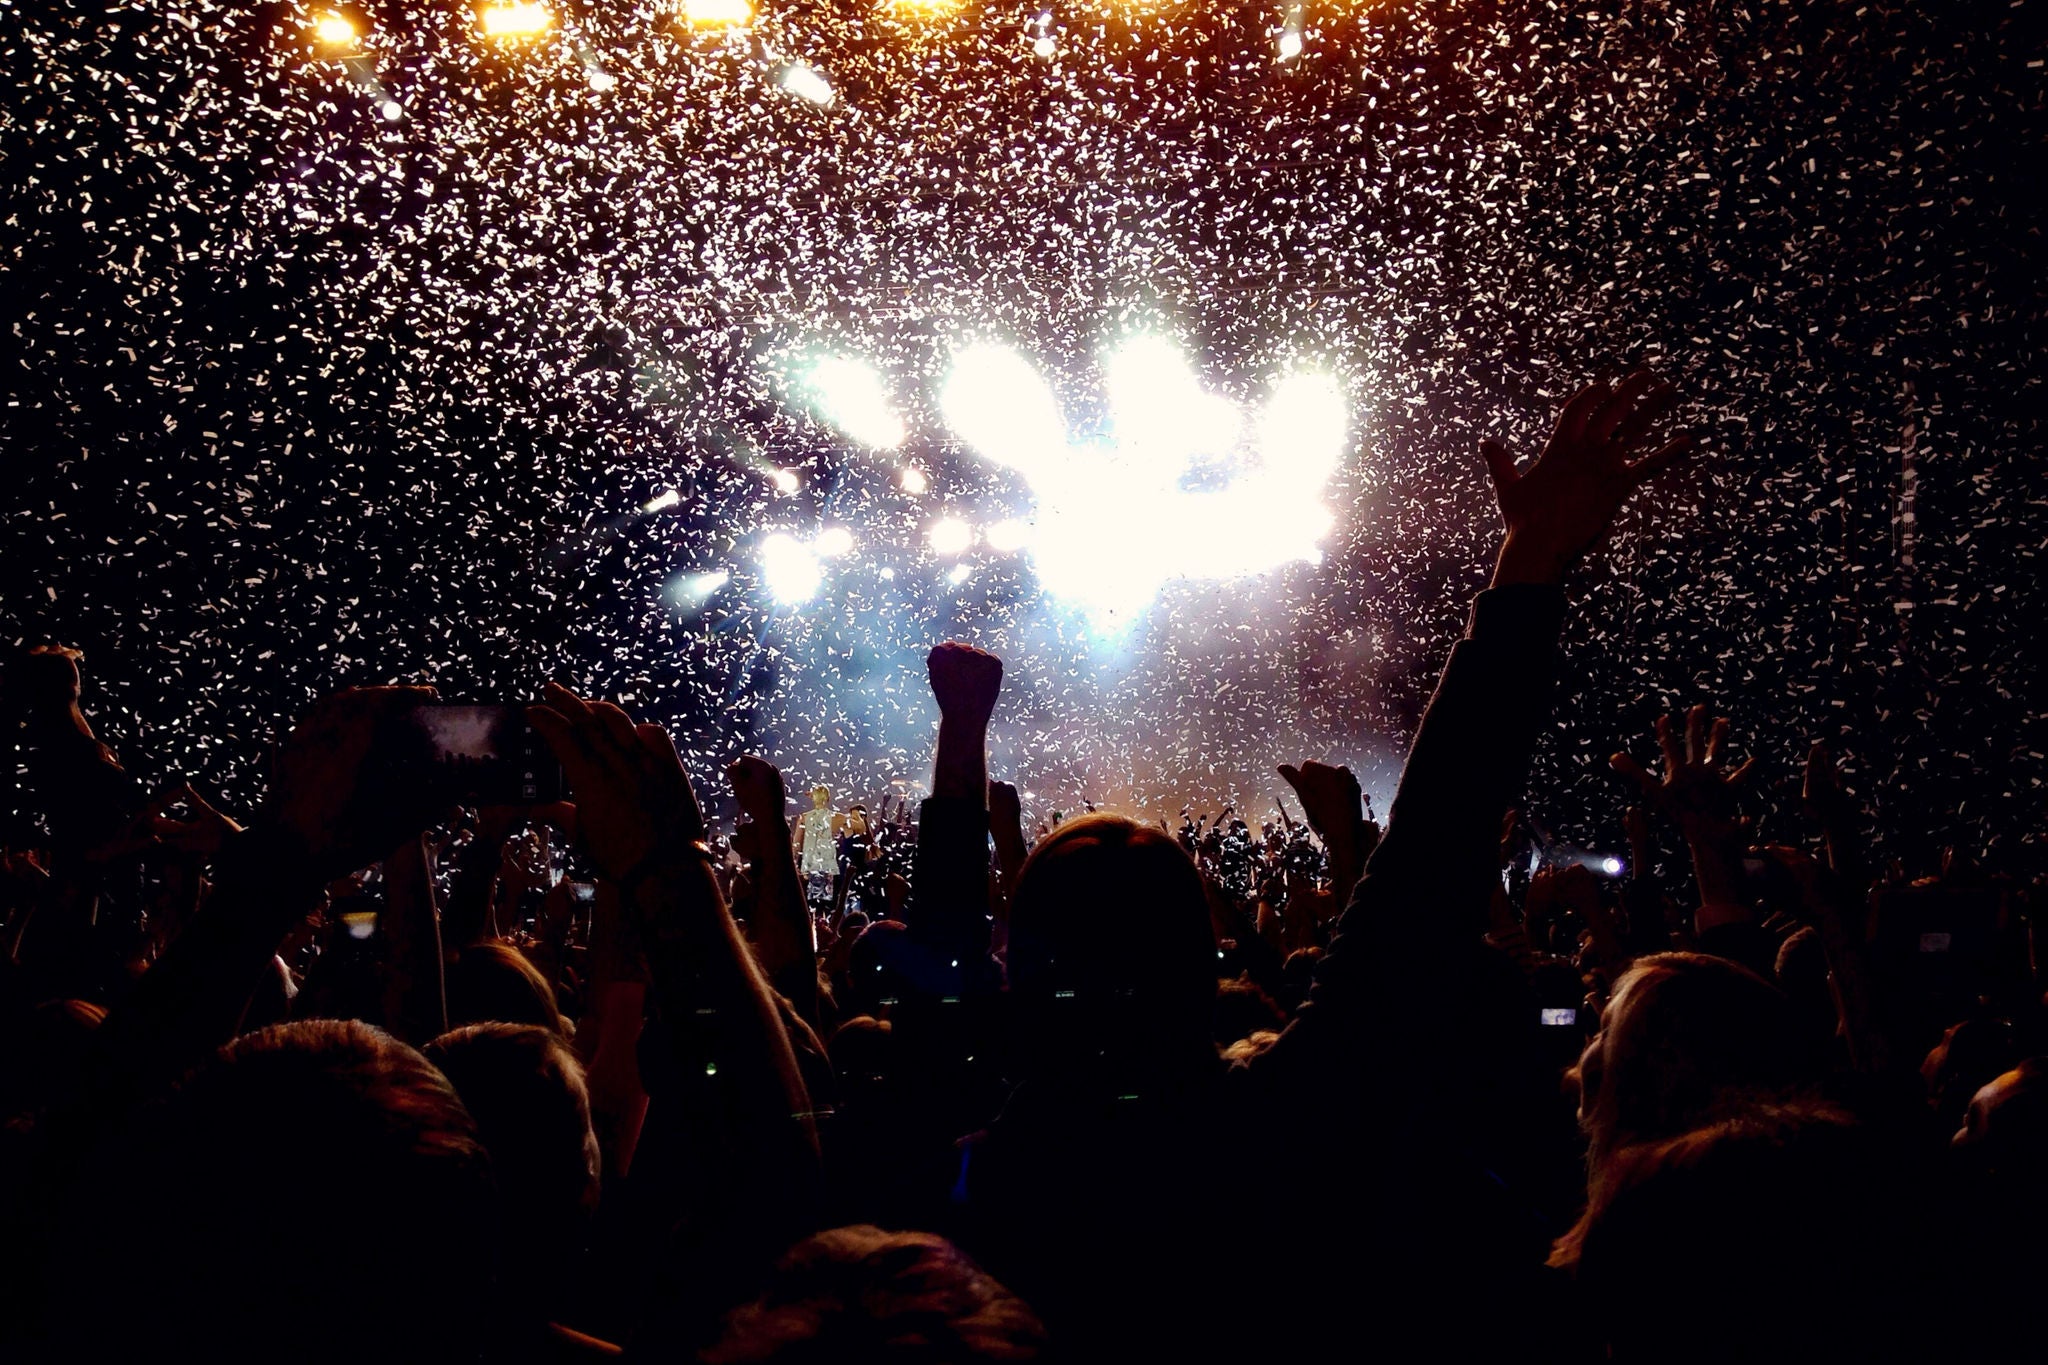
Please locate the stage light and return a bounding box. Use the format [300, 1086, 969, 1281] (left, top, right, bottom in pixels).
[1256, 371, 1348, 488]
[1276, 3, 1304, 62]
[759, 533, 823, 604]
[313, 12, 359, 48]
[887, 0, 965, 16]
[927, 517, 973, 556]
[939, 343, 1066, 479]
[947, 563, 973, 586]
[641, 488, 682, 514]
[799, 355, 905, 449]
[899, 466, 929, 495]
[671, 568, 730, 607]
[776, 62, 835, 108]
[1033, 35, 1056, 58]
[771, 468, 800, 494]
[479, 3, 552, 39]
[985, 517, 1030, 553]
[682, 0, 753, 24]
[1027, 8, 1056, 58]
[1600, 856, 1626, 876]
[813, 525, 855, 558]
[379, 98, 405, 121]
[587, 68, 617, 91]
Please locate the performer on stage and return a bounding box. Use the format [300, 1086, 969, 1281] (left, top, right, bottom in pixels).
[793, 784, 840, 905]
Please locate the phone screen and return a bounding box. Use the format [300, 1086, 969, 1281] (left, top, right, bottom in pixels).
[1540, 1007, 1578, 1027]
[402, 704, 565, 805]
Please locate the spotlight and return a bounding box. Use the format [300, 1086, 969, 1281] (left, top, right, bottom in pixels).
[587, 68, 617, 91]
[946, 563, 973, 586]
[1599, 855, 1626, 877]
[378, 98, 404, 121]
[985, 517, 1030, 553]
[1027, 9, 1056, 60]
[813, 526, 855, 558]
[641, 488, 683, 514]
[758, 533, 824, 604]
[478, 2, 552, 39]
[770, 468, 800, 494]
[1033, 34, 1056, 59]
[671, 568, 731, 607]
[927, 517, 973, 557]
[776, 61, 835, 107]
[799, 355, 905, 449]
[899, 466, 929, 495]
[312, 12, 359, 48]
[682, 0, 753, 24]
[1276, 3, 1304, 62]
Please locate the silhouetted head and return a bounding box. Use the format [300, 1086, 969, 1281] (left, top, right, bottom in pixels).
[1006, 813, 1218, 1079]
[425, 1022, 600, 1279]
[702, 1225, 1045, 1363]
[84, 1020, 496, 1363]
[446, 939, 568, 1037]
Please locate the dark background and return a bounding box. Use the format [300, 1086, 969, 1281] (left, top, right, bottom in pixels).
[4, 0, 2042, 874]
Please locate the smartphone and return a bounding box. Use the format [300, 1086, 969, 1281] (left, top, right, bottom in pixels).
[1540, 1007, 1578, 1028]
[396, 703, 566, 805]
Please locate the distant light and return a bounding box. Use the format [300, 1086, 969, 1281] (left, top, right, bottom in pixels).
[985, 517, 1030, 553]
[1600, 855, 1626, 876]
[671, 568, 730, 607]
[771, 468, 800, 494]
[879, 566, 897, 581]
[1032, 34, 1056, 59]
[587, 68, 617, 92]
[813, 525, 855, 558]
[776, 62, 835, 107]
[682, 0, 752, 24]
[1277, 27, 1303, 61]
[927, 517, 973, 557]
[378, 99, 404, 121]
[313, 12, 359, 47]
[887, 0, 965, 15]
[641, 488, 682, 514]
[899, 466, 929, 495]
[479, 3, 552, 39]
[946, 563, 973, 586]
[758, 533, 824, 604]
[800, 355, 904, 448]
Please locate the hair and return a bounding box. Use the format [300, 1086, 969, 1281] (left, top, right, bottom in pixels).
[701, 1225, 1046, 1363]
[1569, 1100, 1906, 1362]
[1005, 813, 1218, 1077]
[1213, 973, 1285, 1048]
[424, 1022, 601, 1276]
[446, 939, 569, 1037]
[76, 1019, 497, 1363]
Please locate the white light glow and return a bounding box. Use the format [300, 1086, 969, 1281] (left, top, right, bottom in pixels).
[641, 488, 682, 513]
[777, 62, 834, 107]
[1033, 35, 1056, 59]
[927, 517, 973, 556]
[682, 0, 752, 24]
[935, 341, 1350, 625]
[947, 563, 973, 586]
[378, 99, 404, 122]
[587, 68, 617, 91]
[479, 3, 552, 39]
[899, 466, 929, 495]
[770, 468, 800, 494]
[985, 517, 1030, 553]
[813, 525, 855, 558]
[800, 355, 904, 448]
[1600, 856, 1625, 876]
[758, 533, 823, 604]
[313, 13, 358, 47]
[672, 569, 730, 607]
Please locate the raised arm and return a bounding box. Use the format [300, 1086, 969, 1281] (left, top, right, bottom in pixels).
[909, 643, 1002, 971]
[727, 754, 819, 1030]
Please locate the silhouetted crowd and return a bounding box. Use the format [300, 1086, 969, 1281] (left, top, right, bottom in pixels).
[3, 377, 2042, 1362]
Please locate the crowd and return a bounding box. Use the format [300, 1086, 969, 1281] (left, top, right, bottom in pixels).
[3, 374, 2042, 1362]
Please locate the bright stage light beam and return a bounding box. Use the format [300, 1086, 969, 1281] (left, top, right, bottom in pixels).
[479, 3, 552, 39]
[776, 62, 835, 107]
[641, 488, 683, 514]
[379, 99, 404, 121]
[939, 344, 1066, 480]
[313, 12, 359, 48]
[899, 466, 930, 495]
[799, 355, 905, 449]
[813, 525, 856, 558]
[985, 517, 1030, 553]
[770, 467, 800, 494]
[927, 517, 973, 557]
[758, 533, 823, 605]
[671, 568, 730, 608]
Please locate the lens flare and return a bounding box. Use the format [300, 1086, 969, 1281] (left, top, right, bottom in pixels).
[799, 355, 905, 449]
[927, 517, 973, 556]
[758, 533, 823, 604]
[478, 3, 552, 39]
[813, 525, 856, 558]
[777, 62, 835, 107]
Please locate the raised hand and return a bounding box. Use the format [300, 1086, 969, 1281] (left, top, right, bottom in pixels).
[1277, 761, 1363, 841]
[1481, 370, 1696, 586]
[269, 686, 443, 883]
[927, 640, 1003, 725]
[528, 682, 704, 886]
[726, 754, 789, 825]
[1611, 705, 1756, 924]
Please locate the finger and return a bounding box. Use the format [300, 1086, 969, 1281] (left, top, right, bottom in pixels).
[528, 706, 600, 778]
[541, 681, 595, 724]
[1625, 432, 1696, 484]
[1478, 439, 1519, 497]
[1656, 713, 1684, 775]
[1727, 756, 1759, 788]
[1589, 370, 1657, 442]
[636, 722, 706, 838]
[587, 701, 645, 774]
[1685, 705, 1709, 767]
[1610, 752, 1661, 799]
[1558, 380, 1611, 443]
[1277, 764, 1301, 789]
[1704, 717, 1729, 768]
[1610, 380, 1676, 448]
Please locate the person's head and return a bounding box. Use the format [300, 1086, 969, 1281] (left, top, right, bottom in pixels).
[424, 1023, 600, 1276]
[1953, 1057, 2048, 1176]
[446, 939, 568, 1037]
[1213, 974, 1285, 1049]
[811, 785, 831, 810]
[1569, 952, 1811, 1169]
[81, 1019, 497, 1363]
[701, 1225, 1045, 1362]
[1922, 1018, 2019, 1131]
[1006, 813, 1218, 1079]
[1567, 1101, 1903, 1361]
